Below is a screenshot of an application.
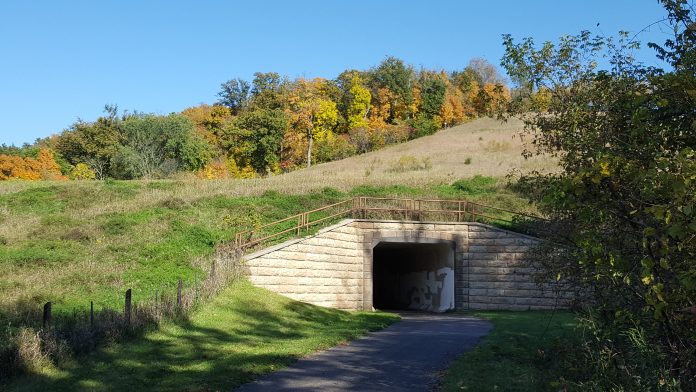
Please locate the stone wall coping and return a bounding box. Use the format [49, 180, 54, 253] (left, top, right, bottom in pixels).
[353, 219, 542, 241]
[243, 218, 541, 261]
[244, 219, 356, 261]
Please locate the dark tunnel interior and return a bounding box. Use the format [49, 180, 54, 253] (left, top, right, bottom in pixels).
[372, 241, 455, 312]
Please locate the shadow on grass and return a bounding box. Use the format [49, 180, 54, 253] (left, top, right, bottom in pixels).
[6, 282, 397, 392]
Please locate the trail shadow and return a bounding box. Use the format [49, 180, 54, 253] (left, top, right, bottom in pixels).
[5, 286, 395, 392]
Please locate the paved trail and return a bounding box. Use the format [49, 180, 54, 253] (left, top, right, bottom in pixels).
[235, 312, 492, 392]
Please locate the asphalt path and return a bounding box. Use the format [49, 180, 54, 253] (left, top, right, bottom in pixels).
[235, 312, 493, 392]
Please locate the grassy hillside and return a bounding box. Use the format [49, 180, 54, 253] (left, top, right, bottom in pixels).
[6, 280, 399, 391]
[0, 117, 554, 198]
[0, 117, 556, 360]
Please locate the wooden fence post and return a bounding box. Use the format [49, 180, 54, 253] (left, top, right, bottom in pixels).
[43, 302, 52, 329]
[90, 301, 94, 328]
[177, 279, 183, 308]
[124, 289, 132, 325]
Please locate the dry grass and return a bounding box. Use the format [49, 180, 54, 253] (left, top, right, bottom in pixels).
[0, 117, 554, 319]
[0, 118, 555, 311]
[0, 117, 555, 209]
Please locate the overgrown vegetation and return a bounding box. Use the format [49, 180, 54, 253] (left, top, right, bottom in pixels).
[4, 280, 399, 391]
[501, 1, 696, 389]
[439, 311, 579, 391]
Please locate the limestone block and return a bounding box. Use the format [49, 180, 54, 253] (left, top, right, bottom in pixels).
[468, 230, 504, 239]
[467, 245, 489, 253]
[263, 250, 307, 261]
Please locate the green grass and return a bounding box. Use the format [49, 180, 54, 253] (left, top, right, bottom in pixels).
[439, 311, 580, 392]
[0, 177, 532, 322]
[6, 280, 399, 391]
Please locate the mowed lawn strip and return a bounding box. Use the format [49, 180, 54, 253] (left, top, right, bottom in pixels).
[7, 280, 399, 391]
[439, 311, 580, 392]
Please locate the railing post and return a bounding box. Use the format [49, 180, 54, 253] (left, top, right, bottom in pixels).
[458, 201, 462, 222]
[177, 279, 183, 309]
[124, 289, 132, 325]
[43, 302, 52, 329]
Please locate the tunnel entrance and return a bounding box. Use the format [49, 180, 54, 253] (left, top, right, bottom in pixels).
[372, 241, 455, 313]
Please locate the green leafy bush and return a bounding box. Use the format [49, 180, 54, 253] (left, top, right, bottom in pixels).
[451, 175, 497, 195]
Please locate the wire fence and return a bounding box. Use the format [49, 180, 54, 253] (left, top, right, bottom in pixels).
[2, 195, 547, 380]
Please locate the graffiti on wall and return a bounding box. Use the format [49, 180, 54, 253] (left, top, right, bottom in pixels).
[400, 267, 454, 312]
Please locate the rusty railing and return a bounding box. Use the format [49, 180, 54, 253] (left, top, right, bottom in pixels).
[234, 196, 546, 250]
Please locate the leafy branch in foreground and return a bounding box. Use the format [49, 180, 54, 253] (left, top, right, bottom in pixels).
[501, 0, 696, 389]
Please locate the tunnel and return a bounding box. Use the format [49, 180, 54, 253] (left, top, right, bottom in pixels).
[372, 241, 455, 313]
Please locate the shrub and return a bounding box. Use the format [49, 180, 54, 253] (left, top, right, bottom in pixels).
[452, 175, 497, 194]
[410, 115, 439, 138]
[387, 156, 432, 173]
[483, 140, 511, 152]
[69, 163, 96, 180]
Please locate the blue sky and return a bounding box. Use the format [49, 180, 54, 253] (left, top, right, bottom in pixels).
[0, 0, 670, 146]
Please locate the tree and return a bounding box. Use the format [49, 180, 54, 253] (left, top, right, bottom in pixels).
[250, 72, 286, 110]
[286, 78, 339, 168]
[55, 105, 124, 179]
[217, 78, 251, 114]
[473, 83, 510, 115]
[113, 114, 211, 179]
[368, 56, 414, 122]
[227, 109, 288, 174]
[501, 1, 696, 387]
[70, 163, 96, 180]
[0, 148, 65, 180]
[342, 73, 371, 130]
[181, 104, 233, 150]
[439, 85, 466, 127]
[466, 57, 505, 85]
[418, 72, 447, 119]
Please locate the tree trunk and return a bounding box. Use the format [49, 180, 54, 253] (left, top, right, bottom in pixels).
[306, 130, 313, 168]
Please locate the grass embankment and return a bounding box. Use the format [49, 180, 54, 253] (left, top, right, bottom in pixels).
[439, 311, 580, 392]
[0, 176, 533, 327]
[6, 280, 399, 391]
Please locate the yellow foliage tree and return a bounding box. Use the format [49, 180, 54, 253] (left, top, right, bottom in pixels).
[439, 84, 466, 127]
[346, 75, 371, 130]
[286, 78, 339, 167]
[181, 104, 232, 148]
[70, 163, 96, 180]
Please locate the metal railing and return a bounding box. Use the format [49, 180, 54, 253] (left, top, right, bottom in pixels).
[234, 196, 546, 250]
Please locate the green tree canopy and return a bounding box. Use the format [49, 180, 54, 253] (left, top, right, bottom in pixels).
[226, 108, 287, 174]
[112, 113, 211, 179]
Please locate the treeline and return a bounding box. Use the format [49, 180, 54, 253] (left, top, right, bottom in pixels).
[1, 57, 510, 181]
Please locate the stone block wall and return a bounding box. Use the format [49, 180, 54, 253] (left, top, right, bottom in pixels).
[243, 219, 567, 311]
[244, 223, 364, 310]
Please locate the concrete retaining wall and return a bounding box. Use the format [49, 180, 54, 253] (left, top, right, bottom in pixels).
[243, 219, 566, 311]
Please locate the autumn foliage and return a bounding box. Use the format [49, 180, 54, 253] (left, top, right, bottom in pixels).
[4, 57, 510, 181]
[0, 148, 66, 180]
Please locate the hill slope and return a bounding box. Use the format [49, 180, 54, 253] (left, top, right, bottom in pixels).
[0, 117, 554, 335]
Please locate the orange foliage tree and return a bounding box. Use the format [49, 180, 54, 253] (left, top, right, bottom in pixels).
[0, 148, 66, 180]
